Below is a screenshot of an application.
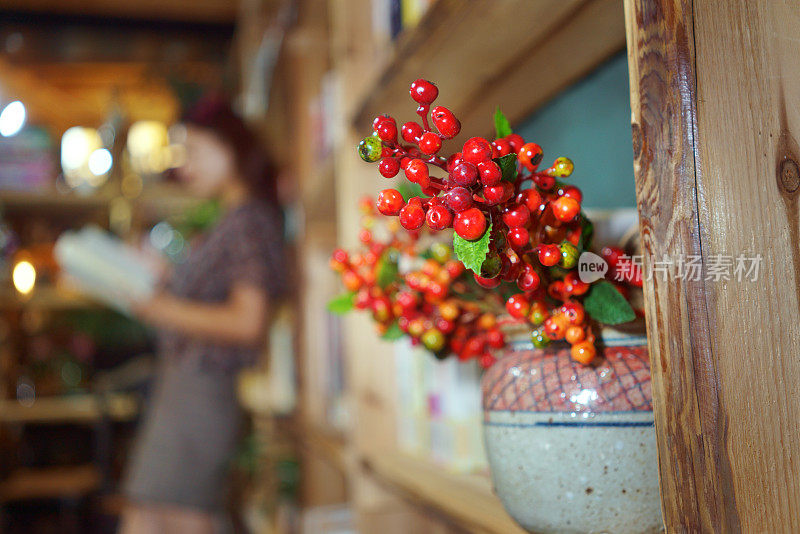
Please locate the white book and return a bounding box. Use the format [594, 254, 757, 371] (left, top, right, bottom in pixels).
[54, 226, 157, 314]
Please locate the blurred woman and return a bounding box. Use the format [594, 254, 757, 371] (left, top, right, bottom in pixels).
[119, 95, 287, 534]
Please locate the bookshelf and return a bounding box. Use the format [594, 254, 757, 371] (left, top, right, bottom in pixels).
[285, 0, 627, 530]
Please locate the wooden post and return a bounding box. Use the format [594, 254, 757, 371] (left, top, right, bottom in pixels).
[625, 1, 800, 531]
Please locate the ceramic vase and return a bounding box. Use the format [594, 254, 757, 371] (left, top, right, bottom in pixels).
[481, 327, 663, 534]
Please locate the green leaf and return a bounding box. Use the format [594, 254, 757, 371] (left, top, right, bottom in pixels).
[327, 292, 356, 315]
[453, 222, 493, 274]
[494, 153, 518, 183]
[375, 252, 399, 289]
[583, 280, 635, 325]
[396, 181, 424, 201]
[381, 321, 404, 340]
[494, 107, 513, 138]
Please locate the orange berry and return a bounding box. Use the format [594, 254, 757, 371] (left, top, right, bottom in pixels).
[565, 326, 585, 344]
[543, 314, 569, 340]
[477, 313, 497, 330]
[571, 341, 596, 365]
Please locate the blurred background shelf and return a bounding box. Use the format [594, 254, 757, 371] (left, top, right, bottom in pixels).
[0, 393, 139, 424]
[363, 452, 526, 534]
[0, 464, 101, 503]
[0, 285, 98, 311]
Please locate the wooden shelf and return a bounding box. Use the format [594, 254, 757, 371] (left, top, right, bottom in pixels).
[0, 464, 101, 502]
[363, 452, 526, 534]
[0, 285, 97, 311]
[0, 186, 201, 218]
[0, 393, 139, 424]
[353, 0, 626, 138]
[300, 424, 348, 473]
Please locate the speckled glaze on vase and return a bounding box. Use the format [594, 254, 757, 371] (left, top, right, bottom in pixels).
[482, 327, 663, 534]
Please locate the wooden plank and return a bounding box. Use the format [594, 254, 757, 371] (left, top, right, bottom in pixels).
[0, 393, 139, 424]
[354, 0, 626, 139]
[625, 0, 800, 531]
[0, 464, 100, 502]
[364, 452, 526, 534]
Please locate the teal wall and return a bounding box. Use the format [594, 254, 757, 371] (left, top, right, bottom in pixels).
[514, 52, 636, 209]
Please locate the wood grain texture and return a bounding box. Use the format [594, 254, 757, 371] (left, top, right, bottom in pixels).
[625, 1, 800, 531]
[354, 0, 626, 139]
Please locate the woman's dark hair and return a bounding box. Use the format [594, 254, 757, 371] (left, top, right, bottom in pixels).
[182, 94, 279, 206]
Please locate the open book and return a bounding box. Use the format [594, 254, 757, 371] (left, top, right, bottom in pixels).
[54, 226, 157, 314]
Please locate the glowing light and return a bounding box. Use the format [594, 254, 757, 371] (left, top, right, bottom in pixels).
[88, 148, 112, 176]
[61, 126, 101, 171]
[0, 101, 26, 137]
[12, 260, 36, 295]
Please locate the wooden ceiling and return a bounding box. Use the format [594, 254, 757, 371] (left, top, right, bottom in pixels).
[0, 0, 239, 24]
[0, 6, 236, 135]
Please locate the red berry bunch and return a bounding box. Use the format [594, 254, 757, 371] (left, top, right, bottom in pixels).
[330, 206, 512, 368]
[351, 78, 640, 366]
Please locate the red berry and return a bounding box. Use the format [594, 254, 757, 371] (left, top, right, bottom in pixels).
[517, 189, 543, 213]
[462, 137, 493, 164]
[445, 152, 463, 173]
[486, 327, 505, 349]
[444, 186, 474, 212]
[479, 353, 497, 369]
[548, 280, 569, 301]
[454, 208, 487, 240]
[534, 174, 555, 191]
[399, 201, 425, 230]
[404, 158, 429, 185]
[505, 293, 531, 319]
[518, 142, 544, 171]
[506, 134, 525, 152]
[601, 246, 625, 267]
[507, 227, 530, 250]
[559, 185, 583, 203]
[409, 79, 438, 105]
[379, 157, 400, 178]
[564, 272, 589, 296]
[516, 263, 540, 291]
[401, 121, 423, 143]
[418, 131, 442, 155]
[376, 189, 404, 216]
[431, 106, 461, 139]
[537, 244, 561, 267]
[372, 115, 394, 130]
[376, 120, 397, 143]
[560, 301, 585, 325]
[426, 204, 454, 230]
[451, 161, 478, 186]
[552, 196, 580, 222]
[502, 204, 530, 228]
[491, 138, 512, 158]
[474, 273, 501, 288]
[482, 184, 505, 205]
[477, 160, 501, 186]
[544, 314, 569, 340]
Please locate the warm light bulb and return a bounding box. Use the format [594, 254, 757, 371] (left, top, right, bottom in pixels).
[12, 260, 36, 295]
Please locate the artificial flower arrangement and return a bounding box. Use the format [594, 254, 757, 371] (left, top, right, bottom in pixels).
[329, 79, 642, 367]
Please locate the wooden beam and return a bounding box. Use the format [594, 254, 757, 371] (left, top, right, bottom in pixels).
[625, 0, 800, 530]
[0, 0, 239, 23]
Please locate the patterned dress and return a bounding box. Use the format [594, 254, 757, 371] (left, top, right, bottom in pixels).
[124, 200, 286, 511]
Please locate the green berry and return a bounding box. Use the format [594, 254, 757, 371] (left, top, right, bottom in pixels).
[422, 328, 446, 352]
[430, 242, 452, 264]
[559, 241, 578, 269]
[358, 134, 383, 162]
[531, 330, 551, 349]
